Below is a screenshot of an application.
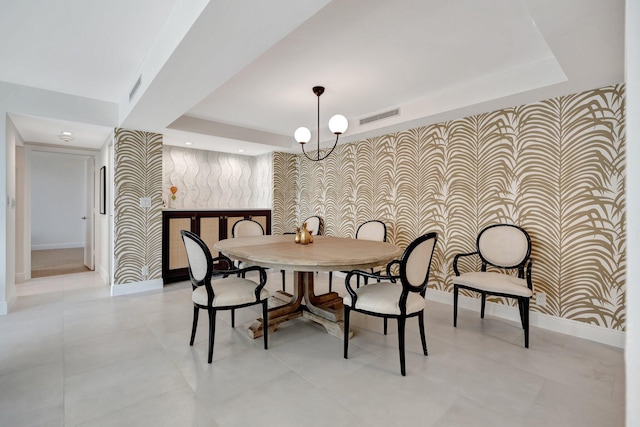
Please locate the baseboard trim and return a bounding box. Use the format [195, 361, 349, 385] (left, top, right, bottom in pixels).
[426, 289, 625, 349]
[111, 279, 163, 296]
[32, 243, 84, 250]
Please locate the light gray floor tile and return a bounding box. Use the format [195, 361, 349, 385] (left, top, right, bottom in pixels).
[0, 271, 626, 427]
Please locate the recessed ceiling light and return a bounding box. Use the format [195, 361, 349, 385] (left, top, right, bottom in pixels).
[59, 131, 74, 142]
[185, 141, 192, 145]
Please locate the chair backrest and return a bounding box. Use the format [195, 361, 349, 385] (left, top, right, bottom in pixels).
[355, 220, 387, 242]
[181, 230, 213, 286]
[304, 216, 323, 235]
[400, 232, 438, 293]
[232, 219, 265, 237]
[477, 224, 531, 269]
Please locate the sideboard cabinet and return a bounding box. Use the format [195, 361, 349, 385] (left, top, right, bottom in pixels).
[162, 209, 271, 284]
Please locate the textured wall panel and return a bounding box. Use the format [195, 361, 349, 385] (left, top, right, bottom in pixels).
[113, 129, 163, 285]
[277, 84, 626, 330]
[163, 146, 272, 209]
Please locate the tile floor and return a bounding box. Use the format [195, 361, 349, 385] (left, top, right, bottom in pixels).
[0, 270, 625, 426]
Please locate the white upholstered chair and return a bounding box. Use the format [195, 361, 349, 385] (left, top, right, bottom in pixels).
[452, 224, 533, 348]
[231, 218, 264, 238]
[343, 232, 438, 376]
[328, 220, 387, 291]
[181, 230, 269, 363]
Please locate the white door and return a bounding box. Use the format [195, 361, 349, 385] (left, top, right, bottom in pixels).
[84, 157, 95, 270]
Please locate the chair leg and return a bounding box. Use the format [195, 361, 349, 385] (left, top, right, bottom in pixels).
[329, 271, 333, 292]
[523, 298, 530, 348]
[231, 309, 235, 328]
[208, 308, 217, 363]
[262, 300, 269, 350]
[453, 285, 459, 327]
[383, 318, 388, 335]
[281, 270, 286, 292]
[356, 275, 361, 289]
[190, 306, 199, 346]
[397, 317, 406, 376]
[418, 311, 428, 356]
[343, 306, 350, 359]
[518, 298, 525, 327]
[480, 292, 486, 318]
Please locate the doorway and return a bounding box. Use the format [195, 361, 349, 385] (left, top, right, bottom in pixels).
[27, 149, 96, 278]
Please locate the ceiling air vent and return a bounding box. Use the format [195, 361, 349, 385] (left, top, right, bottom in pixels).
[359, 108, 400, 125]
[129, 75, 142, 102]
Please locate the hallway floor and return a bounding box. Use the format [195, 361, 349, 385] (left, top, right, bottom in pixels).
[0, 271, 625, 426]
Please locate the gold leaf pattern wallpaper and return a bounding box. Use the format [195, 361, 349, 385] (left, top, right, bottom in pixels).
[114, 128, 163, 285]
[273, 84, 626, 330]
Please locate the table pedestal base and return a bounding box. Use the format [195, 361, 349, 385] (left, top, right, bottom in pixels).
[247, 271, 352, 340]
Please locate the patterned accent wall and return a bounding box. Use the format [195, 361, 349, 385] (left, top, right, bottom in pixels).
[272, 152, 298, 234]
[114, 128, 163, 285]
[163, 146, 272, 209]
[276, 84, 626, 330]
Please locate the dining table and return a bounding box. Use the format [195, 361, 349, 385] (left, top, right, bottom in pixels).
[214, 234, 403, 340]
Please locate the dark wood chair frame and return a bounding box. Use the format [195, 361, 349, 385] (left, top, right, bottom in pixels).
[328, 219, 387, 292]
[452, 224, 533, 348]
[181, 230, 269, 363]
[343, 232, 438, 376]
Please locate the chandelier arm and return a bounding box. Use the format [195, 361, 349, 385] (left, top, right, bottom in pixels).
[300, 134, 339, 162]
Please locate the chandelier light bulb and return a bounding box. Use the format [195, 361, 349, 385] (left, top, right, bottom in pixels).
[328, 114, 348, 135]
[294, 127, 311, 144]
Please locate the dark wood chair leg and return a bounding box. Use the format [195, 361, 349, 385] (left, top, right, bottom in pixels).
[397, 317, 406, 376]
[208, 308, 216, 363]
[480, 292, 486, 318]
[518, 298, 526, 327]
[190, 306, 199, 345]
[418, 311, 428, 356]
[383, 318, 388, 335]
[231, 309, 235, 328]
[343, 306, 350, 359]
[281, 270, 286, 292]
[329, 271, 333, 292]
[523, 298, 530, 348]
[262, 300, 269, 350]
[453, 285, 459, 327]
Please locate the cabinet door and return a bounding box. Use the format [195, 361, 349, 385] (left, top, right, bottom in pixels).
[199, 216, 221, 257]
[168, 217, 191, 270]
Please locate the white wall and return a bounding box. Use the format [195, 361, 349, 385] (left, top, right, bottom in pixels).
[626, 0, 639, 424]
[30, 151, 86, 250]
[94, 134, 113, 285]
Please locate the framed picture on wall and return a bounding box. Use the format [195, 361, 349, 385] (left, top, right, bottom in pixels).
[99, 166, 106, 215]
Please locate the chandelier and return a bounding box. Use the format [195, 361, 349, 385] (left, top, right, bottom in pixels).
[294, 86, 348, 161]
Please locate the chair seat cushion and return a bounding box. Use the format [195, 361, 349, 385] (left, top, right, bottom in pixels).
[453, 272, 533, 297]
[192, 277, 268, 307]
[343, 283, 425, 315]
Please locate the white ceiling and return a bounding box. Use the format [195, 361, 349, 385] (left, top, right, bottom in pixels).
[0, 0, 625, 155]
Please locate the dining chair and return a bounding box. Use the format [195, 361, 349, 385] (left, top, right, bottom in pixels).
[231, 218, 265, 238]
[281, 215, 324, 292]
[343, 232, 438, 376]
[328, 219, 387, 292]
[181, 230, 269, 363]
[452, 224, 533, 348]
[231, 218, 265, 270]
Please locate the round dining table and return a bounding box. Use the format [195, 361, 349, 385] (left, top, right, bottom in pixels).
[214, 234, 403, 339]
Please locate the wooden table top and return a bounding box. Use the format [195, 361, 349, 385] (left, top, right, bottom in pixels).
[215, 235, 403, 272]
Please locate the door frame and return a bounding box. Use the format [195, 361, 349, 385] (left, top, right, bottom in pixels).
[23, 144, 100, 280]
